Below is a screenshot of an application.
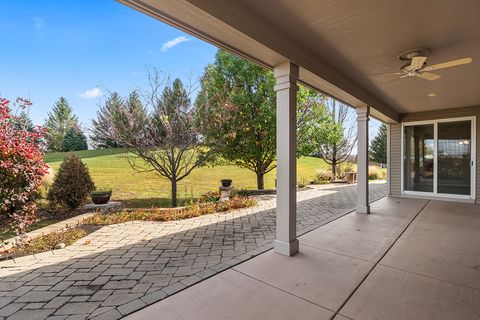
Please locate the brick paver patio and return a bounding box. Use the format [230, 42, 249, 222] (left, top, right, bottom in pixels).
[0, 183, 386, 320]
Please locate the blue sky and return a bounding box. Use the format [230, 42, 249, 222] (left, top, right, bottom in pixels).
[0, 0, 380, 142]
[0, 0, 217, 126]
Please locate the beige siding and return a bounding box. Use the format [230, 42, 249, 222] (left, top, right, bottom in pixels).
[389, 123, 402, 196]
[389, 107, 479, 203]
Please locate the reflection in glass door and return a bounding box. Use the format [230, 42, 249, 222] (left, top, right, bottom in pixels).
[403, 118, 474, 198]
[403, 124, 435, 192]
[437, 121, 471, 195]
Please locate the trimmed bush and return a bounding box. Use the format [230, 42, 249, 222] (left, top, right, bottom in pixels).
[47, 154, 95, 209]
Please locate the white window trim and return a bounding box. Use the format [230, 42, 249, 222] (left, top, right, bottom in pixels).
[401, 116, 476, 200]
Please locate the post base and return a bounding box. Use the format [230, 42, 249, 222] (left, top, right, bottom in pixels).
[356, 205, 370, 214]
[274, 239, 299, 256]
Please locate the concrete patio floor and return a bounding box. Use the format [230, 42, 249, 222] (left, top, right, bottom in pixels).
[127, 197, 480, 320]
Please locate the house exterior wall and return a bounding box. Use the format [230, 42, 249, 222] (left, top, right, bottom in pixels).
[388, 106, 480, 204]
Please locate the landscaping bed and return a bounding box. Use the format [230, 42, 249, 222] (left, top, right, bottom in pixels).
[0, 208, 88, 242]
[84, 195, 256, 225]
[0, 225, 99, 260]
[0, 195, 257, 260]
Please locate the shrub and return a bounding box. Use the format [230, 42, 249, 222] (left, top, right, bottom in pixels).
[311, 169, 332, 184]
[230, 189, 250, 197]
[368, 165, 387, 180]
[225, 196, 256, 210]
[379, 168, 387, 180]
[368, 165, 380, 180]
[47, 154, 95, 209]
[297, 176, 308, 188]
[200, 191, 221, 203]
[62, 127, 88, 151]
[0, 97, 48, 236]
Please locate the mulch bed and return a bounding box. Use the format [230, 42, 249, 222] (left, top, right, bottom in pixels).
[0, 224, 100, 261]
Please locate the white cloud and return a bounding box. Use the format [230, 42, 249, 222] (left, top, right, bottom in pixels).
[161, 36, 191, 52]
[78, 87, 103, 99]
[33, 16, 45, 36]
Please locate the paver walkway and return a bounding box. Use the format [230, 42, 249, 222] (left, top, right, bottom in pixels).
[0, 183, 386, 320]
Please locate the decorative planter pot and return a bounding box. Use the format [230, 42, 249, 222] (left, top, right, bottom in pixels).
[221, 179, 232, 188]
[91, 192, 112, 205]
[346, 172, 357, 184]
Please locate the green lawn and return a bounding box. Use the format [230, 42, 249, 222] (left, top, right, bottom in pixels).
[44, 149, 329, 208]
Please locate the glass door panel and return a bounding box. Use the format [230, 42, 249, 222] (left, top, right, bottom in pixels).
[403, 124, 435, 192]
[437, 121, 471, 195]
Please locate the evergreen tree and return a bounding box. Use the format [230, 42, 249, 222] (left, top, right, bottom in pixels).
[62, 127, 88, 151]
[14, 111, 35, 132]
[370, 123, 388, 164]
[91, 92, 124, 149]
[44, 97, 79, 151]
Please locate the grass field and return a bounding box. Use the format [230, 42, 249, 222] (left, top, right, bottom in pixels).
[44, 149, 330, 208]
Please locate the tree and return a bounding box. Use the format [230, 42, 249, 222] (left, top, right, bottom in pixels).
[104, 73, 209, 207]
[62, 126, 88, 151]
[91, 92, 125, 149]
[0, 97, 48, 236]
[44, 97, 79, 151]
[195, 50, 328, 189]
[47, 154, 95, 209]
[370, 123, 387, 164]
[316, 99, 357, 180]
[296, 87, 331, 156]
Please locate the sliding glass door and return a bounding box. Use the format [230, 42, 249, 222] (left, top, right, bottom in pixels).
[403, 124, 434, 192]
[437, 121, 472, 195]
[403, 118, 475, 199]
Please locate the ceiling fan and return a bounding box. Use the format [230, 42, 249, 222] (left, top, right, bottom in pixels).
[380, 48, 472, 82]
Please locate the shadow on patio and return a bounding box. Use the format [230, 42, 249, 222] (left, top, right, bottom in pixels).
[0, 183, 386, 319]
[127, 197, 480, 320]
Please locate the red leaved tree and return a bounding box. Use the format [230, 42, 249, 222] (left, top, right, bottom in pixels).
[0, 97, 48, 237]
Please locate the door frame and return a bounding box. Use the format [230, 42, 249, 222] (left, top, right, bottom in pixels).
[401, 116, 476, 200]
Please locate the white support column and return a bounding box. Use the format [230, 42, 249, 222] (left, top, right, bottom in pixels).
[386, 123, 391, 196]
[273, 61, 299, 256]
[356, 105, 370, 214]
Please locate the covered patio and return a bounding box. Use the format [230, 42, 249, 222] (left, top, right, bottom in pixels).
[118, 0, 480, 257]
[116, 0, 480, 318]
[128, 197, 480, 320]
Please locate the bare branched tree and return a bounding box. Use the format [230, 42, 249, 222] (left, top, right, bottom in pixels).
[105, 69, 211, 207]
[317, 99, 357, 179]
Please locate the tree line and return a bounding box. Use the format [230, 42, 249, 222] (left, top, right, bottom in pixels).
[42, 50, 386, 207]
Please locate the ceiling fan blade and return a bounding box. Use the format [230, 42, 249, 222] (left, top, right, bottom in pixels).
[418, 72, 441, 81]
[422, 57, 472, 72]
[384, 77, 402, 84]
[372, 72, 404, 76]
[411, 56, 427, 69]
